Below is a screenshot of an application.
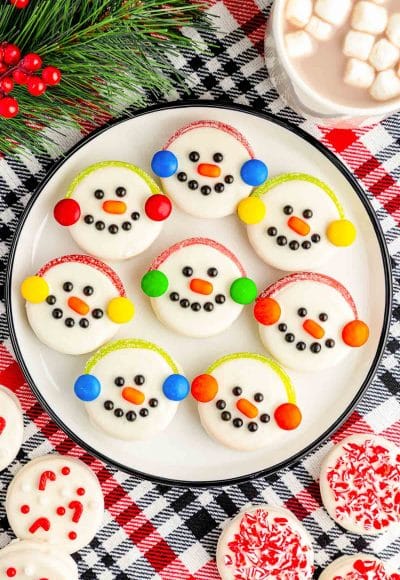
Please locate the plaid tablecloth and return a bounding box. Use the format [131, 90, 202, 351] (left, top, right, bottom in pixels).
[1, 1, 400, 578]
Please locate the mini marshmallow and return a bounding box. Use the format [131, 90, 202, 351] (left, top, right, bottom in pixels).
[285, 30, 314, 58]
[369, 38, 400, 71]
[386, 13, 400, 48]
[370, 69, 400, 100]
[315, 0, 352, 26]
[344, 58, 375, 88]
[343, 30, 375, 60]
[305, 15, 333, 41]
[286, 0, 313, 28]
[352, 1, 388, 34]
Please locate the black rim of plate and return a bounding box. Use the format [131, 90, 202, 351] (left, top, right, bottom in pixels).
[6, 100, 393, 488]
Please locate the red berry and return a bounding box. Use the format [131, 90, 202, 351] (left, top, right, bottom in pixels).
[42, 66, 62, 86]
[6, 568, 16, 578]
[0, 96, 19, 118]
[12, 68, 28, 85]
[22, 52, 42, 72]
[145, 194, 172, 221]
[4, 43, 21, 65]
[10, 0, 30, 6]
[0, 62, 8, 74]
[0, 76, 14, 94]
[53, 199, 81, 226]
[27, 76, 46, 96]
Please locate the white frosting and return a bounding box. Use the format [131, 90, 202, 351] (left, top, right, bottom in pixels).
[0, 386, 23, 471]
[259, 279, 355, 372]
[319, 554, 396, 579]
[6, 454, 104, 553]
[198, 356, 293, 451]
[26, 260, 123, 355]
[69, 165, 163, 260]
[151, 243, 244, 337]
[161, 126, 253, 218]
[0, 540, 78, 580]
[247, 179, 339, 271]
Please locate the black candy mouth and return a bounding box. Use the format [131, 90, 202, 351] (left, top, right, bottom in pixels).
[275, 322, 336, 353]
[82, 210, 141, 234]
[168, 290, 227, 312]
[266, 227, 322, 251]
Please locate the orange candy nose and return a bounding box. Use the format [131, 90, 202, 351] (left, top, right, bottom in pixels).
[342, 320, 369, 347]
[191, 374, 218, 403]
[68, 296, 89, 315]
[274, 403, 302, 430]
[122, 387, 145, 405]
[236, 398, 258, 419]
[254, 297, 281, 326]
[102, 200, 127, 214]
[197, 163, 221, 178]
[303, 319, 325, 339]
[288, 216, 310, 236]
[190, 278, 213, 295]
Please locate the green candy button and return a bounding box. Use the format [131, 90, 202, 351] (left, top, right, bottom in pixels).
[141, 270, 169, 297]
[230, 277, 257, 305]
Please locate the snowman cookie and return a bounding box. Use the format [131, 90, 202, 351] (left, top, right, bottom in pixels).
[21, 254, 135, 355]
[53, 161, 172, 261]
[0, 386, 23, 471]
[151, 120, 268, 219]
[141, 237, 257, 338]
[74, 339, 189, 440]
[238, 173, 356, 271]
[254, 272, 369, 372]
[320, 554, 400, 580]
[320, 434, 400, 535]
[0, 540, 78, 580]
[191, 353, 302, 451]
[217, 504, 314, 580]
[6, 454, 104, 553]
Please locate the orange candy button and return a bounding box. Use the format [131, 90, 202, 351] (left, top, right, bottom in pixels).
[68, 296, 89, 315]
[197, 163, 221, 178]
[254, 297, 281, 326]
[236, 398, 258, 419]
[122, 387, 145, 405]
[102, 200, 127, 214]
[303, 319, 325, 339]
[287, 216, 310, 236]
[190, 278, 213, 295]
[274, 403, 302, 430]
[342, 320, 369, 347]
[191, 374, 218, 403]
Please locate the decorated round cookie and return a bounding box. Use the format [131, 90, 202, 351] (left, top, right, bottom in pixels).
[254, 273, 369, 372]
[217, 504, 314, 579]
[21, 254, 135, 355]
[320, 434, 400, 535]
[53, 161, 172, 261]
[0, 540, 78, 580]
[320, 554, 400, 580]
[0, 386, 23, 471]
[6, 454, 104, 553]
[74, 339, 189, 440]
[141, 238, 257, 338]
[191, 353, 302, 451]
[151, 120, 268, 219]
[238, 173, 356, 272]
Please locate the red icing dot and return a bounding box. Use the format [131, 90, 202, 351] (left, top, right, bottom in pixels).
[57, 506, 66, 516]
[6, 568, 16, 578]
[68, 531, 77, 540]
[61, 466, 70, 476]
[77, 487, 85, 496]
[144, 194, 172, 221]
[53, 198, 81, 226]
[20, 504, 30, 514]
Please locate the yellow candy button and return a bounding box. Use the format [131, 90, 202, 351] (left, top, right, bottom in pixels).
[21, 275, 49, 303]
[327, 219, 356, 247]
[237, 197, 266, 225]
[107, 297, 135, 324]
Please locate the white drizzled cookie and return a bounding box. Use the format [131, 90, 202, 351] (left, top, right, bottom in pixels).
[20, 254, 134, 355]
[0, 540, 78, 580]
[53, 161, 172, 261]
[6, 454, 104, 554]
[217, 504, 314, 580]
[74, 339, 189, 440]
[191, 353, 302, 451]
[141, 238, 257, 338]
[238, 173, 356, 271]
[320, 434, 400, 535]
[151, 120, 268, 219]
[254, 273, 369, 372]
[0, 386, 23, 471]
[320, 554, 400, 580]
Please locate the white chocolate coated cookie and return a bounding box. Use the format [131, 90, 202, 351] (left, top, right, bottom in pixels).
[54, 161, 171, 261]
[21, 254, 134, 355]
[6, 454, 104, 553]
[320, 434, 400, 535]
[255, 273, 369, 372]
[320, 554, 400, 579]
[0, 386, 23, 471]
[191, 353, 302, 451]
[217, 504, 314, 580]
[74, 339, 189, 440]
[0, 540, 78, 580]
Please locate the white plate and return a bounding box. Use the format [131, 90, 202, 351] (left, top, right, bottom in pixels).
[6, 102, 391, 486]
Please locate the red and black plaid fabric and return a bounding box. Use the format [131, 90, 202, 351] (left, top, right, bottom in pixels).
[0, 1, 399, 577]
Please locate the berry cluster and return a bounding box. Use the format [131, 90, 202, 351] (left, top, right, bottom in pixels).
[0, 42, 61, 119]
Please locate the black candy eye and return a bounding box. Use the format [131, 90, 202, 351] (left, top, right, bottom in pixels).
[94, 189, 104, 199]
[303, 209, 313, 219]
[232, 386, 242, 396]
[207, 267, 218, 277]
[319, 313, 328, 322]
[283, 205, 293, 215]
[182, 266, 193, 277]
[298, 308, 307, 317]
[63, 282, 73, 292]
[254, 393, 264, 403]
[83, 286, 94, 296]
[213, 152, 223, 163]
[134, 374, 145, 385]
[115, 377, 125, 387]
[115, 186, 126, 197]
[189, 151, 200, 162]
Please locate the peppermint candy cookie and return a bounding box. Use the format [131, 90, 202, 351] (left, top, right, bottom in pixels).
[217, 505, 314, 579]
[254, 273, 369, 372]
[6, 454, 104, 553]
[238, 173, 356, 272]
[53, 161, 172, 261]
[21, 254, 134, 355]
[0, 540, 78, 580]
[191, 353, 302, 451]
[141, 238, 257, 338]
[0, 386, 23, 471]
[320, 434, 400, 535]
[74, 339, 189, 440]
[320, 554, 400, 580]
[151, 120, 268, 218]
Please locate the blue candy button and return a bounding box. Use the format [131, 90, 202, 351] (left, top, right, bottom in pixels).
[151, 150, 178, 178]
[240, 159, 268, 186]
[74, 374, 101, 402]
[163, 374, 190, 401]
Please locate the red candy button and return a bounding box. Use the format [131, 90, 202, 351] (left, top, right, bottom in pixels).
[53, 198, 81, 226]
[274, 403, 302, 430]
[145, 194, 172, 221]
